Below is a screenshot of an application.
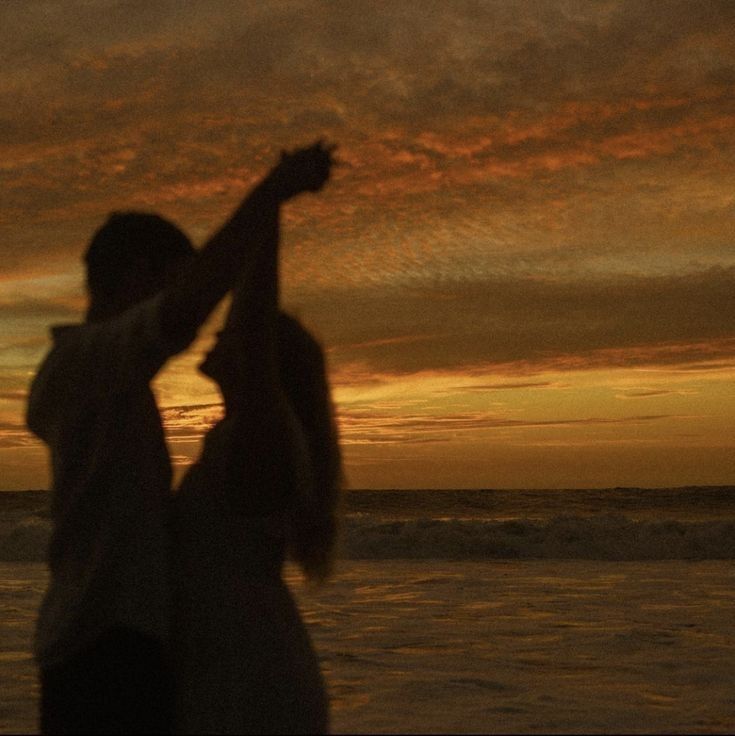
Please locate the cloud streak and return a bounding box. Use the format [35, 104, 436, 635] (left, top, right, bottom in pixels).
[2, 0, 734, 280]
[336, 405, 681, 446]
[2, 1, 735, 487]
[304, 267, 735, 376]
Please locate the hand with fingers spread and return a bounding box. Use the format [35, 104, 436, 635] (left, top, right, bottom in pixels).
[268, 140, 337, 201]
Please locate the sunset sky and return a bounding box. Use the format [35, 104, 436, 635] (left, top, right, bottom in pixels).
[1, 0, 734, 490]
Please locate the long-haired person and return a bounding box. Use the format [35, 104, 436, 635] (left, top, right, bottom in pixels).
[171, 142, 341, 734]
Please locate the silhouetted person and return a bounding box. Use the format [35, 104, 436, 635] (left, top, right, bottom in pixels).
[25, 143, 333, 735]
[171, 146, 341, 734]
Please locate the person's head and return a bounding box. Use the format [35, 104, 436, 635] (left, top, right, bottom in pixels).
[84, 212, 195, 320]
[203, 311, 341, 582]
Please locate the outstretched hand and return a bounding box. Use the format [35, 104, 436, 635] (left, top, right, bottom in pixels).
[268, 140, 337, 201]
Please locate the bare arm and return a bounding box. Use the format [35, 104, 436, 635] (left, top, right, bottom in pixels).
[220, 197, 280, 359]
[159, 141, 335, 344]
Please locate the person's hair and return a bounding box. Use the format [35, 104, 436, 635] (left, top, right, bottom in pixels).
[277, 313, 342, 584]
[85, 211, 195, 302]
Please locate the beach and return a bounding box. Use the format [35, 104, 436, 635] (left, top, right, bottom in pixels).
[3, 487, 735, 733]
[3, 557, 735, 734]
[4, 2, 735, 731]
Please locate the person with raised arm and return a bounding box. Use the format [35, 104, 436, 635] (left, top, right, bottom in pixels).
[25, 142, 334, 735]
[172, 144, 341, 734]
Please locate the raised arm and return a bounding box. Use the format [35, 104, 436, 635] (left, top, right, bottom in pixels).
[159, 141, 335, 344]
[218, 197, 280, 364]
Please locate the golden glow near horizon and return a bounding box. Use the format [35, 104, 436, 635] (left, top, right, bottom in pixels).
[1, 1, 734, 489]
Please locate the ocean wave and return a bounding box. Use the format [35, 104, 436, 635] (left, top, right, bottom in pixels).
[0, 516, 51, 562]
[340, 515, 735, 560]
[3, 513, 735, 562]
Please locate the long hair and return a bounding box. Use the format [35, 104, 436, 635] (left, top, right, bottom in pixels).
[277, 313, 342, 584]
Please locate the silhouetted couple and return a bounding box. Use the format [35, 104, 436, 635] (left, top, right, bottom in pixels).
[27, 142, 342, 734]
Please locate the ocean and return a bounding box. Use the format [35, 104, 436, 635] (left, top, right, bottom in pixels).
[4, 486, 735, 564]
[2, 487, 735, 733]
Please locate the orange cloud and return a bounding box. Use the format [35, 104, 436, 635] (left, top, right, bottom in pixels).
[2, 1, 735, 489]
[335, 404, 682, 446]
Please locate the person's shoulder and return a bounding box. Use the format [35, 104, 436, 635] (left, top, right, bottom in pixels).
[76, 293, 177, 360]
[26, 324, 85, 436]
[92, 293, 165, 333]
[43, 294, 168, 379]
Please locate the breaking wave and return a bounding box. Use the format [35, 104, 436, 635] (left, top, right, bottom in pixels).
[0, 516, 52, 562]
[3, 513, 735, 562]
[340, 515, 735, 560]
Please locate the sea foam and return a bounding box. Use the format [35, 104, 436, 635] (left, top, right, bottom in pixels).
[3, 513, 735, 562]
[341, 514, 735, 560]
[0, 516, 52, 562]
